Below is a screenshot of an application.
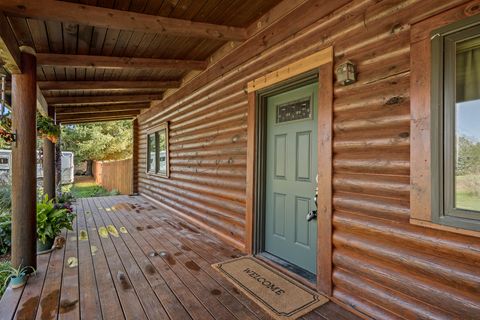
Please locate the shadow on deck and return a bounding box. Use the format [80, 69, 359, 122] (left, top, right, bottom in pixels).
[0, 195, 360, 320]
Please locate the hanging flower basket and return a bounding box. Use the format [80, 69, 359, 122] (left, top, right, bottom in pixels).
[37, 114, 60, 143]
[0, 116, 14, 143]
[38, 130, 59, 144]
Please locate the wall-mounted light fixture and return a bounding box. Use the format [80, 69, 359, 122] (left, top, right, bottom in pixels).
[335, 60, 356, 86]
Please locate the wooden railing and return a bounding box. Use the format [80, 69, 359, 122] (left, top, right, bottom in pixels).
[93, 158, 133, 195]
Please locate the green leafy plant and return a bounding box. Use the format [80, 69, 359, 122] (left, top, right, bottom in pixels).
[0, 263, 35, 289]
[56, 192, 75, 205]
[36, 195, 75, 244]
[0, 261, 11, 297]
[37, 113, 60, 144]
[0, 182, 11, 255]
[0, 212, 11, 256]
[0, 184, 11, 213]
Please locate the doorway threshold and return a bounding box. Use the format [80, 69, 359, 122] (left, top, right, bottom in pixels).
[257, 252, 317, 286]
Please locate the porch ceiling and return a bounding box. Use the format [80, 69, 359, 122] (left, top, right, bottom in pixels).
[0, 0, 283, 123]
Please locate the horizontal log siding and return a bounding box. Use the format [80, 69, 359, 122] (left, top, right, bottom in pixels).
[138, 0, 480, 318]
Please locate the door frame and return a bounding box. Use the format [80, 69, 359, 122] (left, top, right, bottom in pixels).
[245, 47, 334, 296]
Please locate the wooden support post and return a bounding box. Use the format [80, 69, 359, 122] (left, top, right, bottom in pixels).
[11, 51, 37, 270]
[43, 106, 55, 200]
[132, 118, 139, 194]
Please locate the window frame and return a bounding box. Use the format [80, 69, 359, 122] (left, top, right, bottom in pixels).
[146, 122, 169, 178]
[147, 132, 157, 174]
[431, 15, 480, 231]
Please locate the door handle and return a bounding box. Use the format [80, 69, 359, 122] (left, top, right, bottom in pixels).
[306, 210, 317, 221]
[306, 192, 318, 222]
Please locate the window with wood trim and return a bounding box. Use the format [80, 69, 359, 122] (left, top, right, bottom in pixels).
[146, 122, 169, 177]
[431, 15, 480, 231]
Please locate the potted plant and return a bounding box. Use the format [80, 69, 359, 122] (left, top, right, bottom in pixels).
[37, 113, 60, 144]
[0, 264, 35, 289]
[36, 195, 75, 252]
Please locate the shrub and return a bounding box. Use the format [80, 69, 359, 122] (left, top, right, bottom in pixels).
[0, 261, 12, 298]
[0, 182, 11, 255]
[0, 212, 11, 256]
[0, 185, 11, 213]
[57, 192, 75, 205]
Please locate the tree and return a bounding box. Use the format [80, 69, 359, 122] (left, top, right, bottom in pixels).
[457, 135, 480, 176]
[61, 120, 133, 175]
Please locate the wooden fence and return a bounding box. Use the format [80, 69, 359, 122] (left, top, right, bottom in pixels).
[93, 158, 133, 195]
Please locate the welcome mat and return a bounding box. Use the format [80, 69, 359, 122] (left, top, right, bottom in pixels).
[212, 256, 328, 319]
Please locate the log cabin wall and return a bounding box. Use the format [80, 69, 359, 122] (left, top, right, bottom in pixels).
[137, 0, 480, 318]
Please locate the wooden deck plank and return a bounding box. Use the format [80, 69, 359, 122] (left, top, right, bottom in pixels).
[301, 311, 328, 320]
[125, 197, 359, 320]
[13, 252, 51, 319]
[137, 202, 244, 265]
[128, 198, 240, 263]
[146, 208, 238, 261]
[87, 198, 170, 319]
[100, 197, 216, 320]
[314, 302, 362, 320]
[94, 197, 193, 320]
[83, 198, 148, 320]
[0, 283, 25, 320]
[58, 209, 80, 320]
[114, 198, 274, 320]
[0, 195, 361, 320]
[81, 199, 125, 320]
[101, 196, 260, 320]
[108, 197, 271, 320]
[121, 222, 233, 320]
[76, 199, 103, 320]
[34, 229, 67, 320]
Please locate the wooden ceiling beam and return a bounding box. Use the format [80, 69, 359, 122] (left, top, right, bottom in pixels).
[57, 110, 140, 122]
[0, 0, 248, 41]
[0, 13, 20, 74]
[60, 116, 136, 124]
[36, 84, 48, 115]
[36, 53, 208, 70]
[0, 14, 48, 115]
[55, 104, 148, 115]
[39, 80, 180, 91]
[46, 94, 162, 106]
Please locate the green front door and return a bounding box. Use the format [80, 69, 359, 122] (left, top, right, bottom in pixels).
[264, 82, 318, 274]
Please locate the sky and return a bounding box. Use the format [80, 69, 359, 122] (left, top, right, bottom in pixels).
[457, 99, 480, 142]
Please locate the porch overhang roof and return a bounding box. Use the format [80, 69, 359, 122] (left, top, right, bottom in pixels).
[0, 0, 286, 124]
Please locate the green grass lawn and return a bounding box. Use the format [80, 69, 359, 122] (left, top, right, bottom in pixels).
[455, 175, 480, 211]
[0, 260, 11, 298]
[64, 180, 119, 199]
[456, 192, 480, 211]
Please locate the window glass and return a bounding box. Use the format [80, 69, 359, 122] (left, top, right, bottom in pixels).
[146, 124, 169, 176]
[455, 36, 480, 212]
[157, 129, 167, 175]
[147, 133, 156, 173]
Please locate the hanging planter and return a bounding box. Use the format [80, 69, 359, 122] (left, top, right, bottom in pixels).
[37, 114, 60, 143]
[0, 116, 15, 143]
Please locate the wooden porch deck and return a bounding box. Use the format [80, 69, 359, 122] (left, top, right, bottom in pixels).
[0, 196, 359, 320]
